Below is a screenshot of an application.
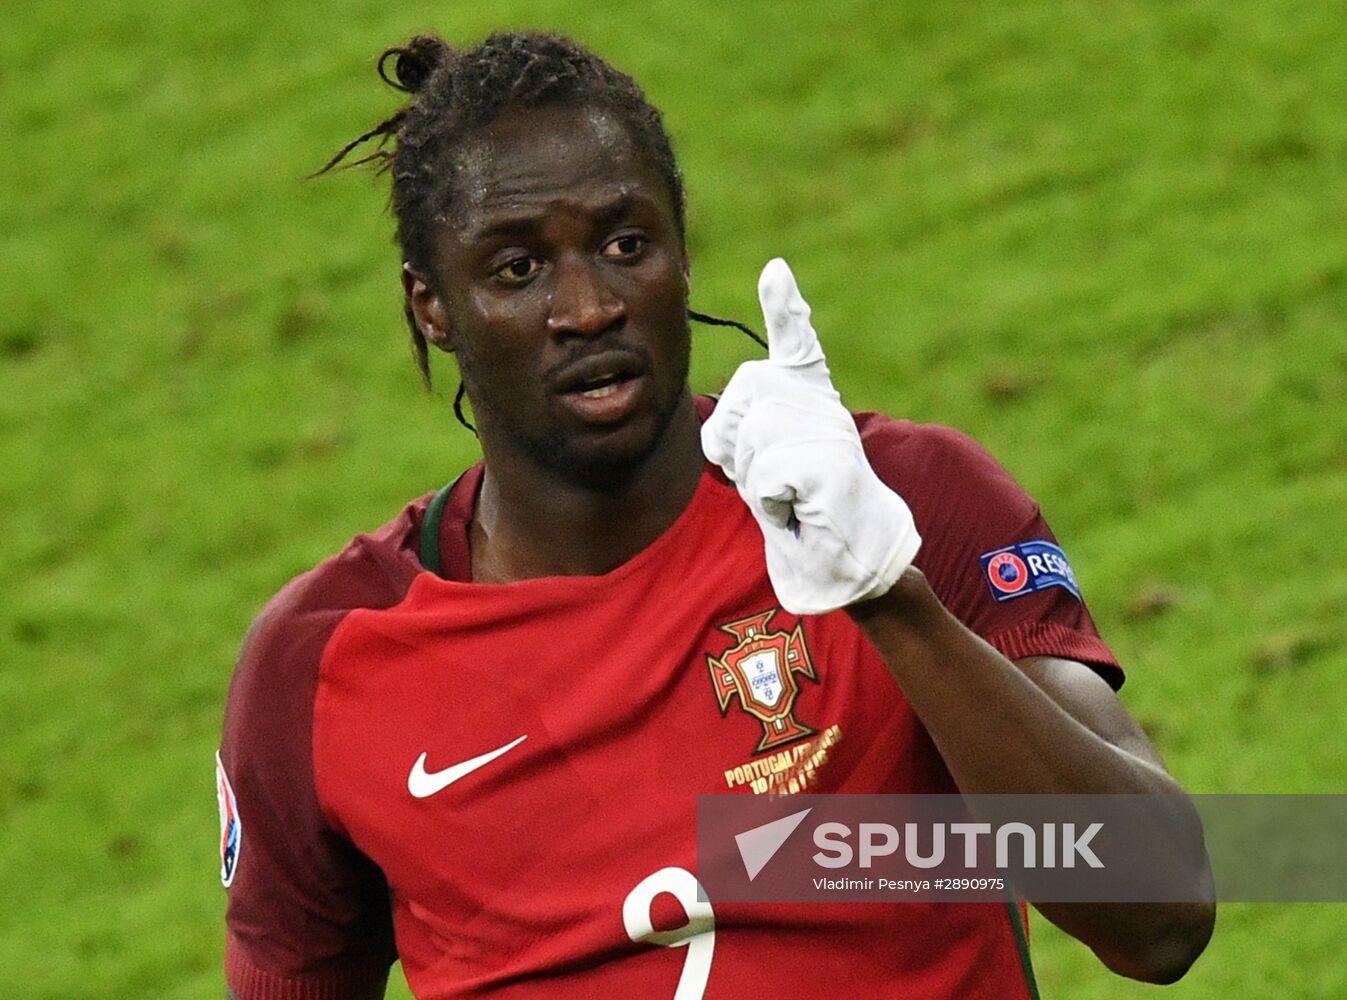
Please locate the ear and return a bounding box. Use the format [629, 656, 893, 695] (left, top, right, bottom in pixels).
[402, 263, 454, 352]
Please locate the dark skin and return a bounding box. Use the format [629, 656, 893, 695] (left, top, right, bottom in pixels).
[849, 582, 1215, 983]
[250, 103, 1210, 999]
[404, 105, 703, 583]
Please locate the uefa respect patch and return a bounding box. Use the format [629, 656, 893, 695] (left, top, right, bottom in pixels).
[979, 541, 1081, 602]
[215, 751, 241, 888]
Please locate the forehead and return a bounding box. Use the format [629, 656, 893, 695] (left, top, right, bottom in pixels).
[440, 105, 673, 235]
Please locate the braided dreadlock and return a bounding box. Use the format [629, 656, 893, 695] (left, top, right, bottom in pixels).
[318, 31, 761, 430]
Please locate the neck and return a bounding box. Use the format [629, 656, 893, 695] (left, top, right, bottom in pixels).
[469, 394, 703, 581]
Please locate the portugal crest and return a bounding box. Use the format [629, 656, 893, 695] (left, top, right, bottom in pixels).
[706, 609, 818, 753]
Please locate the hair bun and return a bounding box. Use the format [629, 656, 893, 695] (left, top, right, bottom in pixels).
[378, 34, 454, 94]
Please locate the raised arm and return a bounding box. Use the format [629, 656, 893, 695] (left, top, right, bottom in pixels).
[702, 258, 1214, 983]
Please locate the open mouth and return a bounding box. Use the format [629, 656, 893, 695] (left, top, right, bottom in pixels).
[572, 372, 631, 399]
[554, 350, 646, 396]
[552, 351, 648, 424]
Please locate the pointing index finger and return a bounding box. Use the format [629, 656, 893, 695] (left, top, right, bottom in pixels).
[758, 257, 826, 368]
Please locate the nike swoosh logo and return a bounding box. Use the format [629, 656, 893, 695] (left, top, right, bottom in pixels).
[407, 735, 528, 799]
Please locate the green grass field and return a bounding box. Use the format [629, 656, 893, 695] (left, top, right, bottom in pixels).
[2, 1, 1345, 996]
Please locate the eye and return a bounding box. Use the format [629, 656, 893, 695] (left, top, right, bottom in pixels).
[493, 255, 542, 284]
[601, 234, 648, 259]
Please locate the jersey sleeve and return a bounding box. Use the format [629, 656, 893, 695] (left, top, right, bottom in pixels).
[859, 414, 1123, 688]
[220, 579, 398, 999]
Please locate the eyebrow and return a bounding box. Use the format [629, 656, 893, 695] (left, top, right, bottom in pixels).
[462, 190, 661, 244]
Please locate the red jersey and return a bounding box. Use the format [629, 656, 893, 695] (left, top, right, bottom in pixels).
[220, 406, 1119, 999]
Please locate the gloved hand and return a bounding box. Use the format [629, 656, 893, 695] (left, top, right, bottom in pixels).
[701, 258, 921, 615]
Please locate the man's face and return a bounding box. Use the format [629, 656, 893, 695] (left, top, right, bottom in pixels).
[412, 104, 692, 480]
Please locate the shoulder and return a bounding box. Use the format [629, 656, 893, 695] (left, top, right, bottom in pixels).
[279, 492, 435, 617]
[853, 410, 998, 465]
[853, 411, 1038, 520]
[698, 395, 1005, 472]
[227, 493, 437, 718]
[850, 411, 1044, 570]
[854, 411, 1121, 682]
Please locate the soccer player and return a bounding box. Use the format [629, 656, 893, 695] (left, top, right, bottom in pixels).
[218, 31, 1214, 1000]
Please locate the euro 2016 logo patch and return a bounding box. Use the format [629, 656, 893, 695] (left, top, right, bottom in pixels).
[980, 541, 1082, 602]
[215, 752, 241, 888]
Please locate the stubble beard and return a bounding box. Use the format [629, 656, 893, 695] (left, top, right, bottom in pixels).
[461, 326, 694, 489]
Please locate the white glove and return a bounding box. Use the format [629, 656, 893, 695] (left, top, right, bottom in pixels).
[701, 258, 921, 615]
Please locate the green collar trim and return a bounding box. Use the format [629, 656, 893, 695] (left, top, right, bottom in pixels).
[419, 475, 462, 577]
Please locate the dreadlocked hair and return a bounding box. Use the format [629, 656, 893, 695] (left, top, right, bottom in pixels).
[317, 30, 763, 430]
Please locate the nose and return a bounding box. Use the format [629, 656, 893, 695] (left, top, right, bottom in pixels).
[546, 253, 625, 340]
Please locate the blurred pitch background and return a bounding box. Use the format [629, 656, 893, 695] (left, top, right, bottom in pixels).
[1, 2, 1344, 996]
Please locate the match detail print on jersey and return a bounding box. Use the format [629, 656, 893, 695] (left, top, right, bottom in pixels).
[979, 541, 1081, 603]
[407, 735, 529, 799]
